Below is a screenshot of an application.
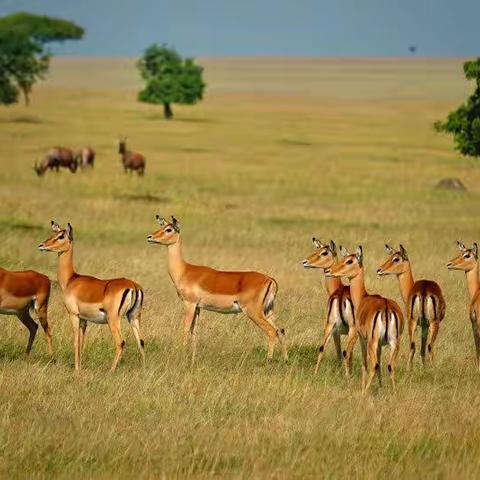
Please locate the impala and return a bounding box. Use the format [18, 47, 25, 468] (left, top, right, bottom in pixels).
[326, 246, 404, 393]
[76, 146, 95, 170]
[147, 215, 288, 363]
[302, 238, 357, 375]
[118, 138, 145, 175]
[0, 267, 52, 355]
[378, 244, 445, 369]
[38, 221, 145, 371]
[447, 241, 480, 371]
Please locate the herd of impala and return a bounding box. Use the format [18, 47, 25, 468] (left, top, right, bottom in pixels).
[0, 214, 478, 393]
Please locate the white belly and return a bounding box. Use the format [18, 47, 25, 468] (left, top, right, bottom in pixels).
[79, 311, 108, 324]
[199, 301, 242, 314]
[0, 308, 20, 316]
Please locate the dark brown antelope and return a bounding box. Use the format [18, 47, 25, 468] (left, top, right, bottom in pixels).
[34, 147, 78, 176]
[118, 138, 145, 175]
[0, 267, 52, 356]
[75, 146, 95, 170]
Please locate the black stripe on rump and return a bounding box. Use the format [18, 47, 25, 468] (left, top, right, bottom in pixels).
[118, 288, 132, 315]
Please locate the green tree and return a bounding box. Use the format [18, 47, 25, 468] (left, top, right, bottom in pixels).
[435, 58, 480, 158]
[137, 44, 206, 119]
[0, 12, 84, 106]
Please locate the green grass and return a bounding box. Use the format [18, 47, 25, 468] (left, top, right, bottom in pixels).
[0, 56, 479, 478]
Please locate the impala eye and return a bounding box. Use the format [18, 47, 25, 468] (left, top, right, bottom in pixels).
[165, 228, 173, 233]
[321, 251, 328, 256]
[393, 257, 400, 263]
[58, 234, 65, 240]
[346, 259, 354, 265]
[464, 253, 471, 259]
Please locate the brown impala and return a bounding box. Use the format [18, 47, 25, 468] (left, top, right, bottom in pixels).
[147, 215, 288, 364]
[118, 138, 145, 175]
[447, 241, 480, 371]
[378, 244, 445, 369]
[34, 147, 78, 176]
[302, 238, 357, 375]
[38, 221, 145, 371]
[0, 267, 52, 356]
[75, 146, 95, 170]
[326, 246, 404, 394]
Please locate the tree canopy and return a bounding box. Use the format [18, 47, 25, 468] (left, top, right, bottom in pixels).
[435, 58, 480, 159]
[0, 12, 84, 106]
[137, 44, 206, 119]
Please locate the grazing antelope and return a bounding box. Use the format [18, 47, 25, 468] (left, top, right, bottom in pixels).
[447, 241, 480, 371]
[325, 246, 404, 393]
[147, 215, 288, 364]
[118, 138, 145, 175]
[75, 146, 95, 170]
[378, 244, 445, 369]
[34, 147, 78, 176]
[0, 267, 52, 356]
[302, 238, 357, 375]
[38, 221, 145, 371]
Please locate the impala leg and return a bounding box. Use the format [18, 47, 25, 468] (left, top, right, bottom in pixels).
[359, 336, 368, 394]
[315, 319, 336, 374]
[17, 310, 38, 355]
[427, 320, 439, 364]
[70, 313, 81, 371]
[420, 318, 428, 365]
[108, 315, 124, 372]
[343, 327, 358, 377]
[190, 307, 200, 367]
[387, 341, 400, 392]
[376, 343, 383, 387]
[129, 312, 145, 367]
[36, 301, 52, 356]
[183, 303, 197, 347]
[266, 311, 288, 361]
[365, 338, 379, 394]
[471, 320, 480, 371]
[407, 317, 417, 371]
[78, 321, 87, 369]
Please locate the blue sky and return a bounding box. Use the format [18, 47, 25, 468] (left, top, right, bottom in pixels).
[0, 0, 478, 56]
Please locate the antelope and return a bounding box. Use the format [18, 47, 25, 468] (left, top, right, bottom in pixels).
[75, 146, 95, 170]
[378, 244, 445, 369]
[118, 138, 145, 175]
[34, 147, 78, 176]
[147, 215, 288, 364]
[0, 267, 52, 356]
[38, 221, 145, 371]
[447, 241, 480, 371]
[325, 246, 404, 393]
[302, 238, 357, 375]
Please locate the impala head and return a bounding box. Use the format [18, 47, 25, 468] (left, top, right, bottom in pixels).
[325, 245, 363, 280]
[377, 244, 409, 276]
[147, 215, 181, 245]
[302, 237, 337, 270]
[118, 137, 127, 154]
[447, 241, 478, 272]
[38, 221, 74, 253]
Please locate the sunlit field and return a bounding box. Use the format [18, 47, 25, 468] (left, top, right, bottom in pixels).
[1, 56, 479, 478]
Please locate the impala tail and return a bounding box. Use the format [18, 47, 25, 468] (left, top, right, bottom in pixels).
[263, 278, 278, 315]
[119, 285, 144, 321]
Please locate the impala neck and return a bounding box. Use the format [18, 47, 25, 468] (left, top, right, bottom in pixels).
[167, 237, 187, 286]
[397, 263, 415, 305]
[57, 246, 75, 291]
[466, 262, 480, 302]
[349, 268, 368, 310]
[324, 273, 342, 296]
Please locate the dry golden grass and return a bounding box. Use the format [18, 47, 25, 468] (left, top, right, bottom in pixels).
[0, 56, 479, 478]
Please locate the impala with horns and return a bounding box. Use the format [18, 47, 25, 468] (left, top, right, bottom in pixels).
[75, 146, 95, 170]
[325, 246, 404, 394]
[147, 215, 288, 364]
[118, 138, 145, 175]
[378, 244, 445, 369]
[34, 147, 78, 176]
[38, 221, 145, 371]
[302, 238, 357, 375]
[0, 267, 52, 356]
[447, 241, 480, 371]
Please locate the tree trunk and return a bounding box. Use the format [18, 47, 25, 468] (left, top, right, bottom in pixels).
[21, 84, 30, 107]
[163, 102, 173, 119]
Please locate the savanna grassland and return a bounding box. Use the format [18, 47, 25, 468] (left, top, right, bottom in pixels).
[0, 56, 480, 479]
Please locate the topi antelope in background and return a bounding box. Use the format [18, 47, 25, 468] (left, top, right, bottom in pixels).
[75, 146, 95, 170]
[378, 244, 445, 369]
[147, 215, 288, 364]
[34, 147, 78, 176]
[326, 246, 404, 394]
[447, 241, 480, 371]
[0, 267, 52, 356]
[38, 221, 145, 371]
[302, 237, 357, 375]
[118, 138, 145, 175]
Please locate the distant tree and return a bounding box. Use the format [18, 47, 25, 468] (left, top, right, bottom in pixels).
[435, 58, 480, 159]
[137, 44, 206, 119]
[0, 12, 84, 106]
[408, 45, 417, 55]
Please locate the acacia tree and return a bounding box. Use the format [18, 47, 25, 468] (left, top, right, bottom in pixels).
[435, 58, 480, 158]
[0, 12, 84, 106]
[137, 44, 206, 119]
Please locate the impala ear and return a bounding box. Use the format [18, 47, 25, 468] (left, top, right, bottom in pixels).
[66, 223, 74, 241]
[399, 244, 408, 260]
[473, 243, 478, 259]
[312, 237, 322, 249]
[171, 216, 181, 232]
[51, 220, 61, 232]
[355, 245, 363, 265]
[339, 245, 349, 257]
[457, 241, 467, 252]
[385, 244, 395, 254]
[156, 214, 166, 226]
[329, 240, 337, 256]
